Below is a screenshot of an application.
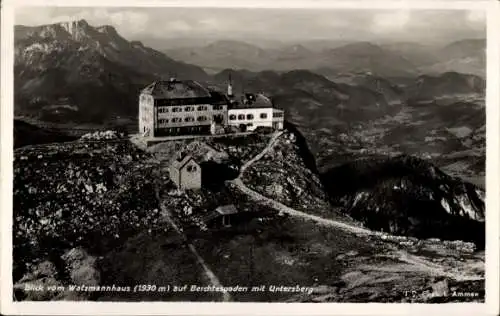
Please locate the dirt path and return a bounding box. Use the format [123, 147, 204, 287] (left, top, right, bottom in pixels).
[230, 131, 484, 283]
[231, 178, 373, 236]
[232, 131, 373, 236]
[239, 131, 284, 174]
[153, 183, 232, 302]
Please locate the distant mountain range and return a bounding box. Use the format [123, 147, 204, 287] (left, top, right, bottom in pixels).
[209, 68, 484, 125]
[165, 38, 485, 77]
[14, 19, 485, 127]
[405, 72, 486, 101]
[14, 19, 208, 122]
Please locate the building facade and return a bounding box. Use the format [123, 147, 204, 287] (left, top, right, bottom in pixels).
[139, 79, 284, 137]
[139, 79, 227, 137]
[227, 107, 284, 131]
[227, 93, 284, 131]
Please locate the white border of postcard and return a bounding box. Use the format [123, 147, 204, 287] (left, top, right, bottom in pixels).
[1, 0, 499, 315]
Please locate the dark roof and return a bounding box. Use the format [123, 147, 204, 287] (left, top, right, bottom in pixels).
[171, 155, 198, 171]
[209, 90, 229, 105]
[201, 205, 239, 223]
[215, 204, 239, 215]
[228, 93, 274, 109]
[141, 79, 212, 99]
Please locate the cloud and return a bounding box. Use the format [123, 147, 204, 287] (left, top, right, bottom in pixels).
[466, 10, 486, 23]
[108, 11, 149, 35]
[14, 7, 485, 43]
[371, 10, 411, 33]
[166, 20, 193, 32]
[198, 18, 226, 31]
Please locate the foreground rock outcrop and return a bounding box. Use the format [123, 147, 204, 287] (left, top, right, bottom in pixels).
[14, 248, 101, 301]
[13, 141, 166, 285]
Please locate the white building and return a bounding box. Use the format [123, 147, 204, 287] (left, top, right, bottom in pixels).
[139, 79, 227, 137]
[138, 78, 285, 138]
[227, 93, 284, 131]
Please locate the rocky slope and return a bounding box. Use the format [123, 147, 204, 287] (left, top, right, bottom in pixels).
[12, 133, 278, 301]
[321, 155, 485, 248]
[13, 141, 166, 286]
[13, 128, 485, 302]
[241, 128, 333, 219]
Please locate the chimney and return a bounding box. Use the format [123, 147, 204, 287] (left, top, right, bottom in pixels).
[227, 72, 233, 97]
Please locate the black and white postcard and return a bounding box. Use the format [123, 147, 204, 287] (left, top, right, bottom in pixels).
[1, 0, 499, 315]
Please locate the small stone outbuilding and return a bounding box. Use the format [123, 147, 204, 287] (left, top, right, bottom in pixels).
[169, 155, 202, 190]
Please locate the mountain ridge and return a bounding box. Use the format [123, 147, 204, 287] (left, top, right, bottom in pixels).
[163, 38, 485, 78]
[14, 19, 209, 122]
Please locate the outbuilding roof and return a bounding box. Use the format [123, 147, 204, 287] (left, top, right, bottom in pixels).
[215, 204, 239, 215]
[201, 205, 239, 223]
[171, 155, 198, 171]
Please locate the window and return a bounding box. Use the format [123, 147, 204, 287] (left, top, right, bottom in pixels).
[213, 105, 224, 110]
[260, 113, 268, 119]
[213, 114, 223, 122]
[197, 116, 208, 122]
[185, 116, 195, 122]
[172, 107, 181, 112]
[185, 106, 194, 112]
[246, 114, 254, 120]
[197, 105, 208, 111]
[247, 123, 253, 127]
[237, 114, 245, 120]
[229, 114, 236, 120]
[273, 112, 284, 118]
[186, 165, 197, 172]
[172, 117, 182, 123]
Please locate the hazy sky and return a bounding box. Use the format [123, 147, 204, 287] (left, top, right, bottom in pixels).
[14, 7, 486, 44]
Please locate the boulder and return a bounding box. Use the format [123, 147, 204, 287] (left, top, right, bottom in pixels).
[62, 248, 101, 286]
